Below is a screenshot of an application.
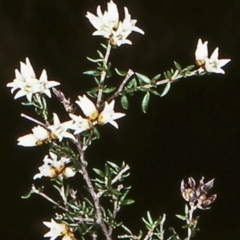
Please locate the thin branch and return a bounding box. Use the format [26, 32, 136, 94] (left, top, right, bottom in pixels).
[21, 113, 45, 126]
[143, 227, 154, 240]
[31, 185, 69, 212]
[92, 232, 98, 240]
[108, 185, 122, 236]
[160, 214, 166, 240]
[96, 42, 112, 108]
[106, 69, 134, 102]
[97, 164, 130, 198]
[186, 203, 197, 240]
[74, 140, 111, 240]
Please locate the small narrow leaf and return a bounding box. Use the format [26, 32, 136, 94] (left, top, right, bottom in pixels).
[174, 61, 182, 71]
[107, 161, 119, 170]
[147, 211, 153, 225]
[141, 92, 150, 113]
[161, 82, 171, 97]
[185, 204, 189, 215]
[92, 168, 105, 177]
[86, 57, 103, 63]
[115, 68, 126, 77]
[97, 50, 104, 58]
[100, 43, 107, 49]
[175, 214, 186, 221]
[21, 190, 32, 199]
[135, 72, 151, 83]
[151, 74, 161, 82]
[121, 95, 129, 110]
[83, 70, 100, 76]
[121, 199, 135, 205]
[121, 224, 132, 234]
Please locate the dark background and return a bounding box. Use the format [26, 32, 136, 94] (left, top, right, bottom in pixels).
[1, 0, 240, 239]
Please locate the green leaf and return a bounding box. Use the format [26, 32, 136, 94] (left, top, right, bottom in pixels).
[83, 70, 100, 76]
[121, 95, 129, 110]
[161, 82, 171, 97]
[150, 89, 161, 96]
[147, 211, 153, 225]
[121, 224, 132, 234]
[97, 50, 104, 58]
[107, 161, 119, 170]
[151, 74, 161, 82]
[115, 68, 127, 77]
[175, 214, 186, 221]
[184, 204, 189, 215]
[100, 43, 107, 49]
[186, 65, 195, 71]
[92, 127, 100, 139]
[174, 61, 182, 71]
[141, 92, 150, 113]
[21, 190, 32, 199]
[93, 168, 105, 177]
[86, 57, 103, 63]
[21, 101, 33, 106]
[135, 72, 151, 83]
[127, 78, 137, 88]
[121, 199, 135, 205]
[103, 87, 116, 93]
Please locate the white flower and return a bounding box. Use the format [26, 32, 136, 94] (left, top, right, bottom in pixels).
[34, 152, 75, 179]
[75, 95, 99, 120]
[69, 113, 92, 134]
[48, 113, 75, 142]
[195, 38, 230, 74]
[37, 69, 60, 98]
[98, 100, 125, 128]
[17, 125, 49, 147]
[195, 38, 208, 66]
[86, 0, 144, 46]
[86, 0, 119, 38]
[6, 58, 60, 101]
[75, 95, 125, 129]
[205, 47, 231, 74]
[43, 219, 68, 240]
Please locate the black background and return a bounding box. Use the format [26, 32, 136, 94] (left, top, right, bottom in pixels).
[1, 0, 240, 239]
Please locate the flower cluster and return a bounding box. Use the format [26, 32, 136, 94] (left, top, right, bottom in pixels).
[34, 152, 76, 179]
[6, 58, 60, 101]
[43, 219, 75, 240]
[69, 95, 125, 134]
[195, 38, 231, 74]
[17, 96, 125, 146]
[17, 125, 50, 147]
[86, 0, 144, 46]
[181, 177, 217, 210]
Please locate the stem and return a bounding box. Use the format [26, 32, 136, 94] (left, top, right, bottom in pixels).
[97, 164, 130, 198]
[96, 42, 112, 108]
[31, 185, 69, 212]
[74, 140, 111, 240]
[21, 113, 45, 126]
[186, 203, 196, 240]
[160, 214, 166, 240]
[106, 69, 134, 102]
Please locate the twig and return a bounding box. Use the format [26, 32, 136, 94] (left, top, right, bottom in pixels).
[92, 232, 98, 240]
[21, 113, 45, 126]
[74, 140, 112, 240]
[143, 227, 154, 240]
[96, 42, 112, 109]
[186, 203, 197, 240]
[106, 69, 134, 102]
[52, 87, 74, 113]
[108, 185, 122, 236]
[160, 214, 166, 240]
[31, 185, 69, 212]
[97, 165, 130, 198]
